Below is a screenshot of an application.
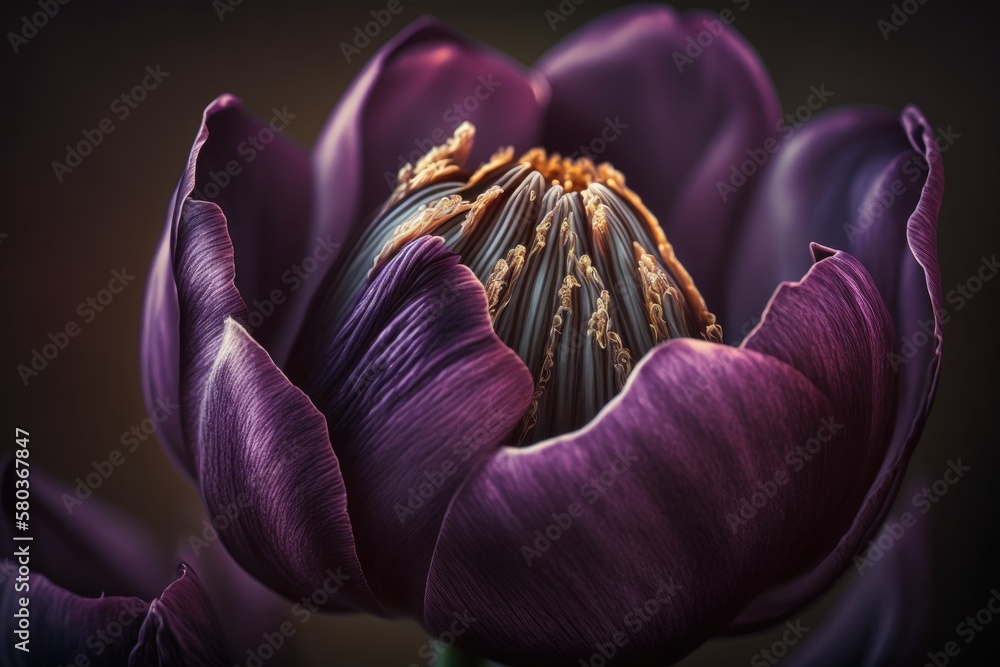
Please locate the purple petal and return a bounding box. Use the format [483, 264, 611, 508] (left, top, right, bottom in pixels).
[290, 237, 532, 616]
[1, 454, 166, 600]
[198, 320, 380, 614]
[0, 565, 233, 667]
[129, 564, 232, 667]
[537, 4, 781, 311]
[161, 197, 248, 479]
[1, 573, 148, 667]
[423, 250, 894, 664]
[312, 17, 546, 257]
[726, 106, 944, 627]
[186, 98, 315, 365]
[142, 95, 313, 478]
[728, 247, 898, 626]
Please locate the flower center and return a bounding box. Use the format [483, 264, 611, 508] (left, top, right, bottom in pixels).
[327, 123, 721, 445]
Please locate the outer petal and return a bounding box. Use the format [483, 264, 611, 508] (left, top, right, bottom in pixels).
[312, 17, 546, 261]
[203, 237, 533, 618]
[141, 95, 313, 478]
[198, 318, 379, 614]
[423, 251, 894, 665]
[129, 564, 232, 667]
[726, 106, 943, 627]
[0, 565, 234, 667]
[1, 573, 149, 667]
[537, 4, 781, 310]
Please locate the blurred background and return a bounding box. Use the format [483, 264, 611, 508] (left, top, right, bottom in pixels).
[2, 0, 997, 664]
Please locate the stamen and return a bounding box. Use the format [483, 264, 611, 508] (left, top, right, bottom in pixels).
[484, 245, 526, 325]
[517, 273, 580, 444]
[317, 123, 723, 445]
[635, 244, 675, 344]
[391, 122, 475, 204]
[372, 195, 472, 274]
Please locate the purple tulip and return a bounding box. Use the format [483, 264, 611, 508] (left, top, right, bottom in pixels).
[140, 5, 943, 664]
[0, 458, 233, 666]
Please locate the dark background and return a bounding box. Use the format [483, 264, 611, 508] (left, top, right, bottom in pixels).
[2, 0, 997, 664]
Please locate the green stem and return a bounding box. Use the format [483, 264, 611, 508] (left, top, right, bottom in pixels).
[434, 644, 491, 667]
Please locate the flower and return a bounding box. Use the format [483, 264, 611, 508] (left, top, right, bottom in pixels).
[140, 5, 943, 664]
[0, 457, 234, 667]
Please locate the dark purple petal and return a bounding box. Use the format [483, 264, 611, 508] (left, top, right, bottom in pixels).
[726, 106, 944, 628]
[142, 95, 313, 478]
[0, 565, 234, 667]
[728, 247, 897, 627]
[786, 481, 932, 667]
[0, 463, 235, 666]
[312, 17, 546, 259]
[1, 573, 148, 667]
[143, 228, 185, 467]
[1, 454, 165, 601]
[292, 237, 532, 616]
[129, 564, 233, 667]
[188, 99, 315, 365]
[537, 4, 781, 311]
[162, 198, 248, 479]
[423, 250, 894, 665]
[198, 319, 380, 614]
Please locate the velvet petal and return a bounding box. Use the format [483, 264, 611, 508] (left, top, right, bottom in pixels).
[424, 251, 894, 665]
